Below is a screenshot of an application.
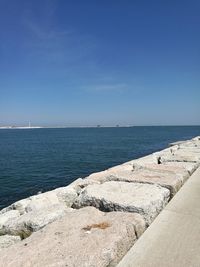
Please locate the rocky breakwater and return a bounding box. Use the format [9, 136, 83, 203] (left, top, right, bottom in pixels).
[0, 136, 200, 267]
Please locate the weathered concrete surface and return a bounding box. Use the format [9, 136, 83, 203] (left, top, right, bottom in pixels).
[117, 167, 200, 267]
[84, 146, 200, 197]
[124, 154, 160, 166]
[161, 161, 199, 175]
[154, 144, 200, 163]
[0, 178, 98, 241]
[85, 164, 187, 197]
[0, 204, 73, 238]
[169, 140, 188, 146]
[109, 159, 191, 175]
[0, 183, 79, 216]
[0, 235, 21, 250]
[165, 167, 200, 218]
[111, 169, 184, 197]
[85, 154, 161, 184]
[192, 136, 200, 141]
[169, 137, 200, 147]
[0, 210, 20, 229]
[186, 164, 200, 185]
[85, 164, 135, 184]
[74, 181, 170, 225]
[0, 207, 146, 267]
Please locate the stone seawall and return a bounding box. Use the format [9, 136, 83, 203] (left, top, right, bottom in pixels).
[0, 136, 200, 266]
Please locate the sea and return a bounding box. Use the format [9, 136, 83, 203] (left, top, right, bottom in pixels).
[0, 126, 199, 209]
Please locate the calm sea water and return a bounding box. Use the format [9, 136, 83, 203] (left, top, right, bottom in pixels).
[0, 126, 199, 209]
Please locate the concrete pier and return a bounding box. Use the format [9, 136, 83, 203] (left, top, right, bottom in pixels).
[0, 136, 200, 266]
[117, 166, 200, 267]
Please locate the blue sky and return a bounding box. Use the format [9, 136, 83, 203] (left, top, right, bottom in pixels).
[0, 0, 199, 126]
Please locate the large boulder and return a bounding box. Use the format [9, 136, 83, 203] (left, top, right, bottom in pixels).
[192, 136, 200, 142]
[0, 198, 31, 215]
[0, 207, 146, 267]
[0, 181, 81, 216]
[161, 161, 199, 175]
[53, 178, 90, 205]
[169, 139, 200, 148]
[0, 210, 20, 230]
[74, 181, 170, 225]
[109, 169, 184, 197]
[125, 154, 160, 166]
[25, 192, 61, 213]
[84, 164, 136, 184]
[0, 205, 73, 238]
[154, 148, 200, 163]
[83, 165, 186, 197]
[169, 140, 187, 146]
[133, 162, 189, 176]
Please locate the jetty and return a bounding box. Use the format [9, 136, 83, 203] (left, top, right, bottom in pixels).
[0, 136, 200, 266]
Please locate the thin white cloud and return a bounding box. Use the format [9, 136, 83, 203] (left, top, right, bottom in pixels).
[22, 14, 97, 68]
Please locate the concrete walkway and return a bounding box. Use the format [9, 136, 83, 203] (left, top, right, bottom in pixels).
[117, 167, 200, 267]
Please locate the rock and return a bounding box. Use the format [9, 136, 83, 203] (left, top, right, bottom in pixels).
[0, 207, 146, 267]
[162, 161, 199, 175]
[86, 169, 111, 183]
[0, 182, 80, 215]
[169, 139, 200, 148]
[133, 162, 189, 177]
[125, 154, 160, 165]
[25, 192, 61, 213]
[154, 148, 200, 163]
[182, 144, 200, 150]
[85, 164, 136, 184]
[53, 178, 88, 205]
[181, 140, 200, 146]
[0, 235, 21, 250]
[180, 148, 200, 157]
[192, 136, 200, 141]
[74, 181, 170, 225]
[0, 198, 31, 215]
[0, 210, 20, 232]
[169, 141, 187, 146]
[0, 192, 61, 215]
[124, 153, 199, 175]
[111, 169, 184, 197]
[84, 164, 186, 197]
[1, 205, 73, 238]
[159, 153, 200, 163]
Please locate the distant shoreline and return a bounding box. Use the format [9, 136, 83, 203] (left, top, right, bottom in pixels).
[0, 127, 43, 129]
[0, 125, 199, 130]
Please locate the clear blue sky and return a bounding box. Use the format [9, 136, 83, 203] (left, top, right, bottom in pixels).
[0, 0, 199, 126]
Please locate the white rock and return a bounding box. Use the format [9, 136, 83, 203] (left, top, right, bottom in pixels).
[53, 179, 86, 206]
[0, 182, 80, 216]
[25, 192, 60, 213]
[125, 154, 159, 165]
[0, 198, 31, 215]
[155, 149, 200, 163]
[0, 207, 146, 267]
[1, 205, 73, 238]
[169, 141, 187, 146]
[82, 164, 186, 197]
[192, 136, 200, 141]
[162, 161, 199, 175]
[0, 210, 20, 233]
[74, 181, 170, 225]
